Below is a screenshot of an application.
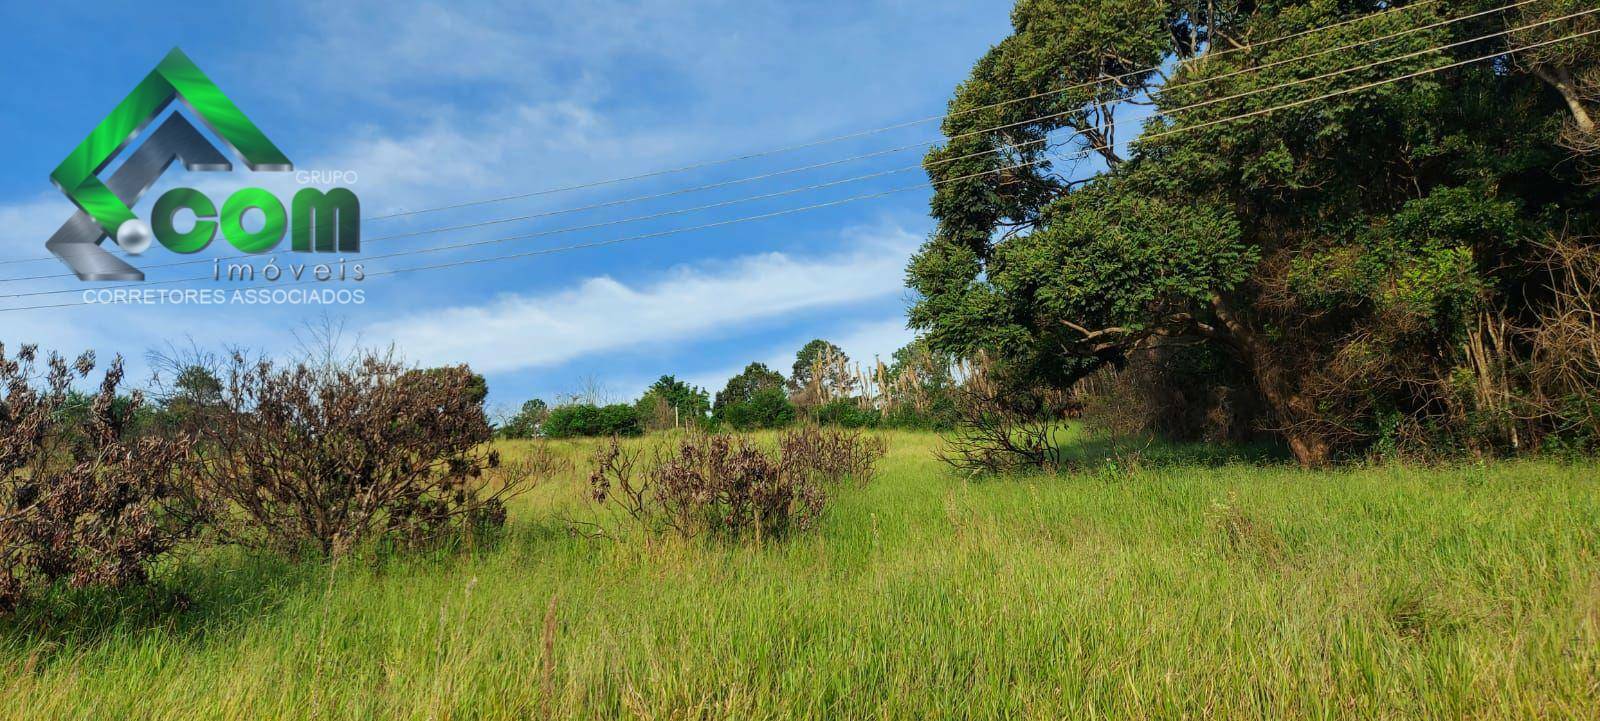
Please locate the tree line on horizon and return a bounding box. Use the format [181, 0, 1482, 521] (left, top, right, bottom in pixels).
[496, 337, 964, 439]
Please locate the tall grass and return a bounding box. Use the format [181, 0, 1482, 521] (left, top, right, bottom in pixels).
[2, 430, 1598, 719]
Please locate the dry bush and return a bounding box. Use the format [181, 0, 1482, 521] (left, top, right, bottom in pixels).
[190, 350, 535, 556]
[1512, 236, 1600, 445]
[938, 356, 1069, 475]
[1078, 346, 1262, 444]
[779, 425, 885, 486]
[1374, 235, 1600, 457]
[587, 427, 883, 541]
[0, 345, 200, 612]
[1309, 235, 1600, 458]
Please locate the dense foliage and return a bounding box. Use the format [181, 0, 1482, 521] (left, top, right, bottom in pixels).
[722, 387, 797, 430]
[543, 403, 645, 438]
[634, 375, 711, 431]
[712, 363, 795, 429]
[909, 0, 1600, 463]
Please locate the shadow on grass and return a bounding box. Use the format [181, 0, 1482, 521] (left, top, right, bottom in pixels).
[0, 525, 544, 666]
[1058, 431, 1290, 472]
[0, 548, 319, 663]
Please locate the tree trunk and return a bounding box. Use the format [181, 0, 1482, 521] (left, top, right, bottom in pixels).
[1248, 357, 1333, 467]
[1533, 65, 1596, 134]
[1210, 294, 1333, 467]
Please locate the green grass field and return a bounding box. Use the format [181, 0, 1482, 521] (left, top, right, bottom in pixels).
[4, 430, 1599, 719]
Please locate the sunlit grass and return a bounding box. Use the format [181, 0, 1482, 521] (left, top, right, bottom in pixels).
[3, 430, 1599, 719]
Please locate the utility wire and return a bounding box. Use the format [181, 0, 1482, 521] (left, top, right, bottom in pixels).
[0, 0, 1451, 268]
[0, 0, 1560, 284]
[349, 0, 1447, 222]
[6, 22, 1594, 313]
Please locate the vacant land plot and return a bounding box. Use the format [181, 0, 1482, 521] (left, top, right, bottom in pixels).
[3, 431, 1598, 719]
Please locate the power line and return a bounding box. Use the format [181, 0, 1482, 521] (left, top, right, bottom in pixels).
[6, 15, 1593, 301]
[347, 0, 1447, 223]
[358, 25, 1600, 277]
[7, 22, 1593, 313]
[1, 0, 1560, 284]
[0, 0, 1451, 269]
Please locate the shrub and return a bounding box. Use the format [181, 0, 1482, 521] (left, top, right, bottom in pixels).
[1512, 236, 1600, 450]
[939, 360, 1070, 475]
[720, 386, 796, 430]
[586, 427, 884, 541]
[543, 403, 643, 438]
[542, 404, 598, 438]
[778, 425, 885, 484]
[0, 345, 200, 612]
[190, 351, 533, 556]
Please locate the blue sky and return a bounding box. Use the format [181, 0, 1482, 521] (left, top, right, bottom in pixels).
[0, 0, 1015, 414]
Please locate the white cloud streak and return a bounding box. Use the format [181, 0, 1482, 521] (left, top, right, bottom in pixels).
[365, 224, 916, 373]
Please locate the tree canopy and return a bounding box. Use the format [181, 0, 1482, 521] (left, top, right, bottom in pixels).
[789, 339, 853, 405]
[713, 363, 785, 414]
[909, 0, 1600, 463]
[635, 375, 711, 430]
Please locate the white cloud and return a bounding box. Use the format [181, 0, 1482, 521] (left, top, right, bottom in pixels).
[0, 194, 76, 262]
[365, 223, 917, 373]
[829, 315, 917, 367]
[679, 314, 915, 395]
[0, 0, 1008, 407]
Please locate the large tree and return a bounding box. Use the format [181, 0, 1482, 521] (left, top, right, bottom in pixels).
[635, 375, 711, 430]
[713, 363, 785, 415]
[909, 0, 1600, 464]
[789, 339, 854, 405]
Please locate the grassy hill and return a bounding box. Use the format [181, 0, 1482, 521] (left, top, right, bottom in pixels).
[4, 430, 1599, 719]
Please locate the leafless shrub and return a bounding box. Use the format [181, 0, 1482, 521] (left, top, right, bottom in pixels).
[0, 345, 201, 612]
[587, 428, 883, 541]
[938, 355, 1069, 475]
[1510, 235, 1600, 444]
[189, 349, 535, 556]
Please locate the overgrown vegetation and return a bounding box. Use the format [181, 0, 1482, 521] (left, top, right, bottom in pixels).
[712, 363, 794, 430]
[187, 351, 533, 556]
[634, 375, 711, 432]
[0, 345, 199, 612]
[908, 0, 1600, 465]
[0, 332, 555, 615]
[3, 432, 1598, 719]
[541, 403, 643, 439]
